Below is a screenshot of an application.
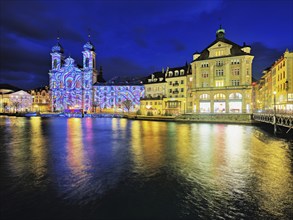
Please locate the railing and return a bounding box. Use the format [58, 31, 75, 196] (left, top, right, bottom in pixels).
[253, 113, 293, 129]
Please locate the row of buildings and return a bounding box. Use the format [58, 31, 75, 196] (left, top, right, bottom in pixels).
[1, 27, 292, 115]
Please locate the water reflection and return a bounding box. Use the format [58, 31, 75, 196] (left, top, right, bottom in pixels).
[0, 117, 292, 219]
[28, 117, 48, 186]
[250, 134, 293, 217]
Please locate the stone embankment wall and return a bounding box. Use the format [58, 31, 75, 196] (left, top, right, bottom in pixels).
[176, 114, 253, 123]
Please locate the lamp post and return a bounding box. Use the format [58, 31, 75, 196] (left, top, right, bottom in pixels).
[273, 91, 277, 135]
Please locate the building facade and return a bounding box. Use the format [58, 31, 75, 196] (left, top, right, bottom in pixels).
[140, 71, 166, 115]
[0, 84, 32, 113]
[140, 65, 191, 115]
[94, 76, 145, 113]
[191, 27, 254, 113]
[254, 49, 293, 112]
[28, 86, 50, 112]
[164, 65, 191, 114]
[49, 39, 97, 113]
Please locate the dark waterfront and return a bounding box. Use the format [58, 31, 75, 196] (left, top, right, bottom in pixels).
[0, 117, 292, 220]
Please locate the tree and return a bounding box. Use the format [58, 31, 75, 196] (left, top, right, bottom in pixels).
[92, 101, 100, 113]
[122, 99, 132, 113]
[12, 101, 21, 113]
[3, 102, 8, 113]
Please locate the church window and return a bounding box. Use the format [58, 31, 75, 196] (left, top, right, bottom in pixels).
[85, 58, 89, 67]
[53, 59, 57, 69]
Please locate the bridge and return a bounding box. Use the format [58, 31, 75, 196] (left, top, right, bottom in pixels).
[253, 113, 293, 134]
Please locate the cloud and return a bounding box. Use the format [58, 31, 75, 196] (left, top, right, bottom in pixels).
[99, 56, 149, 80]
[251, 42, 287, 79]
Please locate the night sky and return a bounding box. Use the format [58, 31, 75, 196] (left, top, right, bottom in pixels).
[1, 0, 293, 90]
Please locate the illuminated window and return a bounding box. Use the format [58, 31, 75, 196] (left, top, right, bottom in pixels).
[215, 80, 224, 87]
[202, 82, 208, 87]
[200, 94, 210, 100]
[214, 93, 225, 99]
[229, 93, 242, 99]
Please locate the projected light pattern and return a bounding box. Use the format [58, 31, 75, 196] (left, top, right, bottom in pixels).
[50, 57, 93, 112]
[94, 85, 145, 111]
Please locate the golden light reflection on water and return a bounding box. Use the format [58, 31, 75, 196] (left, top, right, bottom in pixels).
[66, 118, 86, 176]
[175, 124, 192, 166]
[250, 135, 293, 217]
[7, 117, 29, 176]
[29, 117, 47, 179]
[131, 121, 166, 174]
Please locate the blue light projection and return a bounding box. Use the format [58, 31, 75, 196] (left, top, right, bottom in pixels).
[94, 85, 145, 111]
[50, 57, 87, 111]
[49, 41, 95, 112]
[49, 40, 144, 113]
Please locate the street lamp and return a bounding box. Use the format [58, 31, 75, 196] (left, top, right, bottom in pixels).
[273, 91, 277, 135]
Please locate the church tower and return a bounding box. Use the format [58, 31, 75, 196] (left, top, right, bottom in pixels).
[49, 38, 64, 112]
[81, 35, 96, 112]
[82, 34, 98, 83]
[50, 37, 64, 70]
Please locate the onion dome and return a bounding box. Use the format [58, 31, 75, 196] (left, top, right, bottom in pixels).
[83, 41, 95, 51]
[216, 25, 225, 39]
[64, 56, 75, 66]
[52, 42, 64, 53]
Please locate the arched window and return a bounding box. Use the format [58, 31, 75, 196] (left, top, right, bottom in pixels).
[67, 79, 72, 88]
[214, 93, 225, 100]
[169, 71, 173, 77]
[85, 58, 89, 67]
[229, 93, 242, 99]
[200, 94, 210, 100]
[53, 59, 57, 69]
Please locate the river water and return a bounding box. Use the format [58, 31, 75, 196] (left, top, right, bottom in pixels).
[0, 117, 292, 219]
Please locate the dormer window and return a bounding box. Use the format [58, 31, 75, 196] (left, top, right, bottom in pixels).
[175, 70, 179, 76]
[180, 70, 184, 75]
[169, 71, 173, 77]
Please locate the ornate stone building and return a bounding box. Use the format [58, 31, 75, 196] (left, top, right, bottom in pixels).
[28, 86, 50, 112]
[49, 38, 97, 112]
[191, 26, 254, 113]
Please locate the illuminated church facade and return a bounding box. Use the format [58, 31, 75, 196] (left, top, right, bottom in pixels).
[49, 39, 144, 113]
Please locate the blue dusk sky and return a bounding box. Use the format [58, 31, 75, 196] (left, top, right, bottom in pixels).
[0, 0, 293, 90]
